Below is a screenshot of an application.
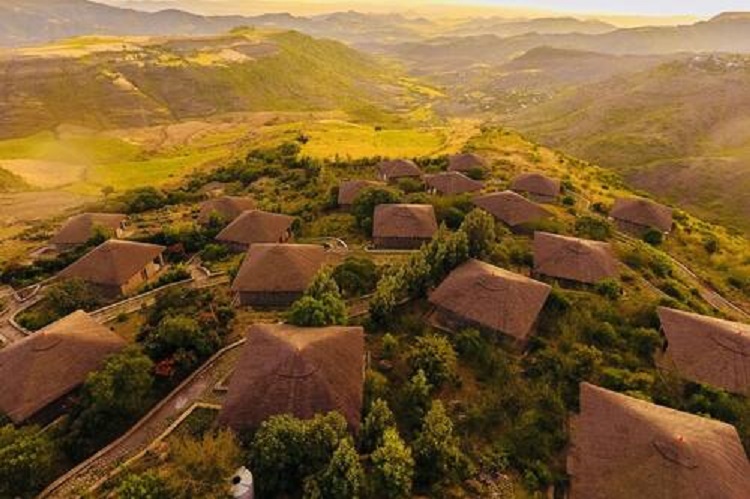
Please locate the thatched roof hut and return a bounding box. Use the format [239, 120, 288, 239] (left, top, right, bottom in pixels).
[337, 180, 384, 207]
[473, 191, 552, 228]
[218, 324, 365, 432]
[448, 153, 487, 173]
[510, 172, 561, 201]
[533, 232, 618, 284]
[657, 307, 750, 395]
[568, 382, 750, 499]
[215, 210, 295, 250]
[376, 159, 422, 182]
[425, 172, 484, 195]
[429, 259, 551, 343]
[59, 240, 165, 296]
[0, 310, 126, 424]
[372, 204, 438, 249]
[50, 213, 127, 248]
[198, 196, 256, 225]
[611, 197, 673, 234]
[231, 244, 327, 307]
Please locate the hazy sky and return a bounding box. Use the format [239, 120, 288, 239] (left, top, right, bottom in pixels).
[475, 0, 749, 15]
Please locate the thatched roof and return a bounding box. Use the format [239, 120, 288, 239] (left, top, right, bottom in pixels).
[568, 382, 750, 499]
[473, 191, 552, 227]
[425, 172, 484, 195]
[448, 153, 487, 173]
[658, 307, 750, 395]
[50, 213, 126, 246]
[215, 210, 295, 246]
[59, 240, 165, 287]
[218, 323, 365, 432]
[338, 180, 384, 206]
[611, 197, 673, 232]
[231, 244, 326, 293]
[0, 310, 126, 423]
[373, 204, 438, 240]
[533, 232, 618, 284]
[377, 159, 422, 179]
[429, 259, 551, 342]
[198, 196, 256, 224]
[511, 172, 561, 198]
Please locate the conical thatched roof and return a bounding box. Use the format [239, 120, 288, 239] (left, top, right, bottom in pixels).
[51, 213, 127, 246]
[448, 153, 488, 173]
[373, 204, 438, 240]
[338, 180, 384, 206]
[231, 244, 327, 293]
[473, 191, 552, 227]
[218, 324, 365, 432]
[377, 159, 422, 180]
[0, 310, 126, 423]
[510, 172, 561, 198]
[658, 307, 750, 395]
[215, 210, 295, 247]
[429, 259, 551, 342]
[568, 383, 750, 499]
[533, 232, 618, 284]
[425, 172, 484, 195]
[59, 240, 165, 286]
[611, 197, 673, 232]
[198, 196, 256, 224]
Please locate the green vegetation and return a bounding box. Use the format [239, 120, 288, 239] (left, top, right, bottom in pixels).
[288, 268, 348, 327]
[0, 424, 60, 498]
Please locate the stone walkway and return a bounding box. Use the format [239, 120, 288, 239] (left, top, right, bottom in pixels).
[40, 341, 244, 498]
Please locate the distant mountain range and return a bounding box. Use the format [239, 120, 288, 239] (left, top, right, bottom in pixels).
[508, 54, 750, 231]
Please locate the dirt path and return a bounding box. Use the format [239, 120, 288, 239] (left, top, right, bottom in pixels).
[615, 234, 749, 320]
[39, 341, 245, 499]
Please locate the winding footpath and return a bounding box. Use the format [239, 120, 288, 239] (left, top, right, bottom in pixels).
[39, 340, 245, 499]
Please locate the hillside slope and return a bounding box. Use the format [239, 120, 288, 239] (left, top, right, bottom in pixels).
[508, 55, 750, 232]
[0, 166, 29, 192]
[0, 30, 408, 139]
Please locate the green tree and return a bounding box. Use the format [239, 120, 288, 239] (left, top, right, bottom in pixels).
[412, 401, 466, 486]
[352, 187, 400, 233]
[46, 278, 103, 318]
[250, 412, 348, 497]
[116, 471, 170, 499]
[369, 428, 415, 499]
[408, 335, 458, 388]
[360, 398, 396, 453]
[0, 424, 59, 498]
[82, 346, 154, 416]
[332, 257, 378, 298]
[643, 228, 664, 246]
[121, 186, 167, 213]
[403, 369, 432, 429]
[288, 268, 348, 327]
[595, 278, 621, 300]
[460, 208, 496, 258]
[305, 438, 364, 499]
[145, 315, 220, 369]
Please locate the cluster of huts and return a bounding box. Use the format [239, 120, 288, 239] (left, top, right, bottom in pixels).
[2, 152, 749, 496]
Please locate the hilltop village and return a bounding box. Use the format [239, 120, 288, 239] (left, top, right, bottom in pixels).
[0, 129, 749, 498]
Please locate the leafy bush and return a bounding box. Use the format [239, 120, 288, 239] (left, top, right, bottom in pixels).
[643, 228, 664, 246]
[0, 424, 60, 498]
[369, 427, 414, 499]
[332, 257, 378, 298]
[288, 268, 348, 326]
[413, 401, 467, 487]
[575, 215, 613, 241]
[351, 187, 400, 233]
[407, 335, 458, 388]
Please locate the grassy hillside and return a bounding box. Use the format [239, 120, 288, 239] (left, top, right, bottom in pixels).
[507, 55, 750, 233]
[0, 165, 29, 192]
[0, 29, 414, 139]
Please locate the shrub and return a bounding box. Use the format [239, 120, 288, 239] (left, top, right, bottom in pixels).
[0, 424, 59, 498]
[413, 401, 466, 486]
[369, 428, 414, 499]
[460, 208, 497, 258]
[332, 257, 378, 298]
[288, 268, 347, 327]
[305, 438, 364, 499]
[120, 187, 168, 213]
[595, 278, 621, 300]
[643, 228, 664, 246]
[408, 335, 458, 388]
[360, 398, 396, 453]
[575, 216, 613, 241]
[116, 472, 170, 499]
